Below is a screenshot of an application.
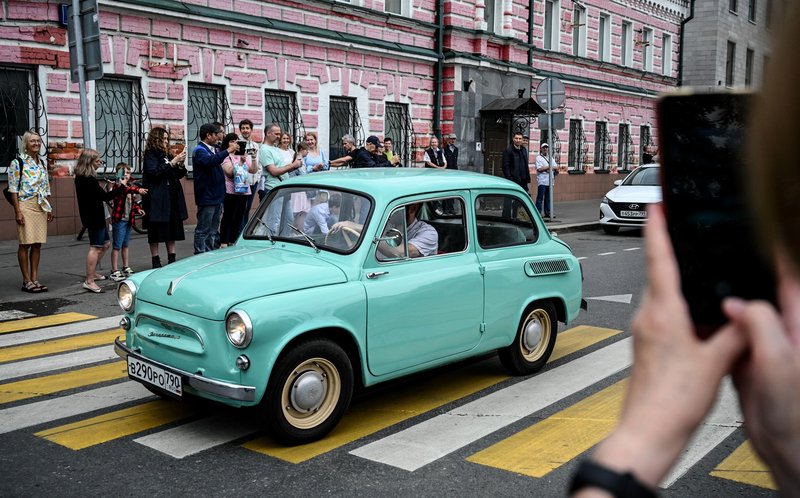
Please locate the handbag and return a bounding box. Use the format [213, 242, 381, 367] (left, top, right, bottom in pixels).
[3, 157, 23, 205]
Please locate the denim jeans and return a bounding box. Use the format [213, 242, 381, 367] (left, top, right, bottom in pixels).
[111, 220, 132, 250]
[194, 204, 222, 254]
[536, 185, 552, 216]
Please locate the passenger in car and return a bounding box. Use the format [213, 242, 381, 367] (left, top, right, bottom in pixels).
[303, 193, 341, 235]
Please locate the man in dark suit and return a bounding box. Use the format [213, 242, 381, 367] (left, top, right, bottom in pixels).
[443, 133, 459, 170]
[192, 123, 238, 254]
[501, 132, 531, 218]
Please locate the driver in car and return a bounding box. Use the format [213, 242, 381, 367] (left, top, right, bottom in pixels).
[330, 202, 438, 258]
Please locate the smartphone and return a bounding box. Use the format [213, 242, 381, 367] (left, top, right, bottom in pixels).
[657, 91, 776, 338]
[236, 140, 247, 155]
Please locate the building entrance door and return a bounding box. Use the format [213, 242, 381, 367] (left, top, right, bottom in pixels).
[483, 123, 509, 178]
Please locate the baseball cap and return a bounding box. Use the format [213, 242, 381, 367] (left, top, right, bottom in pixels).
[366, 135, 381, 146]
[447, 133, 457, 139]
[540, 142, 549, 148]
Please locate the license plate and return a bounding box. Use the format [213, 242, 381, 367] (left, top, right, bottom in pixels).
[620, 210, 647, 218]
[128, 356, 182, 397]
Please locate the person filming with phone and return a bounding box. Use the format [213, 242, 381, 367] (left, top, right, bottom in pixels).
[570, 6, 800, 497]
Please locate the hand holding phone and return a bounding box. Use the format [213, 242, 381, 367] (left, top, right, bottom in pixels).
[657, 91, 776, 338]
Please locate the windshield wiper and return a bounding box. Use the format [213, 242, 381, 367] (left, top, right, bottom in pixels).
[253, 218, 275, 244]
[288, 224, 320, 253]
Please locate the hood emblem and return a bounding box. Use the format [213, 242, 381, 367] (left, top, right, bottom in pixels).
[629, 204, 640, 210]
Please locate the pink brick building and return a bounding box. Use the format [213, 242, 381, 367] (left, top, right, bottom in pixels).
[0, 0, 688, 240]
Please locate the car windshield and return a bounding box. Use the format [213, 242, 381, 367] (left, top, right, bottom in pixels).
[244, 187, 372, 253]
[622, 166, 660, 186]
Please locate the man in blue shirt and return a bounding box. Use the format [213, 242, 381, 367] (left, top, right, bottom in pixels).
[192, 122, 238, 254]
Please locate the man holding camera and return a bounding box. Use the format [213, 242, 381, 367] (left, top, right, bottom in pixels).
[192, 122, 238, 254]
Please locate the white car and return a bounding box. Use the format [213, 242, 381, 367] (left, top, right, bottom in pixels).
[599, 165, 661, 234]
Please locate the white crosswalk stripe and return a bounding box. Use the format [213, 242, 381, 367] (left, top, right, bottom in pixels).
[0, 316, 122, 348]
[0, 345, 117, 381]
[349, 338, 633, 471]
[135, 415, 261, 458]
[0, 382, 151, 435]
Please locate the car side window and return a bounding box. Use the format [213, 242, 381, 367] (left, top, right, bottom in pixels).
[474, 194, 538, 249]
[376, 198, 466, 262]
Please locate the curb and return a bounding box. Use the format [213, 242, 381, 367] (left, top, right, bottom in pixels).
[546, 222, 600, 235]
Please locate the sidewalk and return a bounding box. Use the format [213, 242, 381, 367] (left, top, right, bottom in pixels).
[0, 199, 600, 305]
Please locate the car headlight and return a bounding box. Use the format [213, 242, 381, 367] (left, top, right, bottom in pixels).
[601, 196, 609, 204]
[117, 281, 137, 313]
[226, 310, 253, 348]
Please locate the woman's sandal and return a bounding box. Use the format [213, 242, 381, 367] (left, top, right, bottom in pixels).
[22, 281, 43, 293]
[82, 281, 104, 293]
[33, 281, 48, 292]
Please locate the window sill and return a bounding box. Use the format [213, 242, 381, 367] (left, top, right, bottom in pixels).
[594, 169, 610, 174]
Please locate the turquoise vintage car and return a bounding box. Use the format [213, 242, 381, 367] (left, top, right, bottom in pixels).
[114, 169, 585, 444]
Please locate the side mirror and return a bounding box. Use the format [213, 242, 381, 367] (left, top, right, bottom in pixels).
[613, 180, 622, 186]
[374, 228, 403, 248]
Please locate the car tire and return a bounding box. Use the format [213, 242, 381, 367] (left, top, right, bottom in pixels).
[498, 301, 558, 375]
[264, 339, 353, 445]
[602, 225, 620, 235]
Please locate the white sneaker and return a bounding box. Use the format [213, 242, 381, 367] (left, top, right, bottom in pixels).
[110, 270, 125, 282]
[122, 267, 134, 276]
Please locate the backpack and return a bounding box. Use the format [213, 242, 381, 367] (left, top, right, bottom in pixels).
[2, 157, 23, 205]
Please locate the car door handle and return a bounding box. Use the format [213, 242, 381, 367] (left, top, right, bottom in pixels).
[366, 271, 389, 279]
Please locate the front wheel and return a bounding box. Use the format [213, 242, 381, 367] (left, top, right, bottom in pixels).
[499, 301, 558, 375]
[263, 339, 353, 445]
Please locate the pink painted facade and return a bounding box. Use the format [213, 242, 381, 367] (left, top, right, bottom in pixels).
[0, 0, 687, 240]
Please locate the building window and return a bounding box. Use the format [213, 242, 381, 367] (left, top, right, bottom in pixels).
[385, 102, 413, 168]
[567, 119, 586, 170]
[329, 96, 362, 162]
[484, 0, 497, 32]
[0, 66, 47, 174]
[745, 48, 755, 86]
[95, 77, 148, 174]
[544, 0, 560, 51]
[621, 22, 633, 67]
[187, 84, 229, 168]
[594, 122, 610, 171]
[385, 0, 401, 15]
[748, 0, 757, 21]
[726, 41, 736, 87]
[639, 125, 652, 164]
[572, 5, 586, 57]
[662, 33, 673, 76]
[729, 0, 738, 13]
[617, 124, 633, 171]
[598, 14, 611, 62]
[641, 28, 653, 71]
[264, 90, 304, 145]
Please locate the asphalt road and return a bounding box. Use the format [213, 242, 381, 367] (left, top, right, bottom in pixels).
[0, 228, 776, 497]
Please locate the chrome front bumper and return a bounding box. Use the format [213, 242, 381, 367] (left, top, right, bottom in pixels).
[114, 337, 256, 402]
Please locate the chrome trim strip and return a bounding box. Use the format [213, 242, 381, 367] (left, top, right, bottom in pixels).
[114, 338, 256, 402]
[134, 314, 205, 348]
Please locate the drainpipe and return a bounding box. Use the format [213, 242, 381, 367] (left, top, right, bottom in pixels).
[677, 0, 695, 86]
[527, 0, 534, 67]
[433, 0, 444, 140]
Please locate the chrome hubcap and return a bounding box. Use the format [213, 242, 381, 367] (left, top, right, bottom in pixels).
[290, 369, 326, 413]
[523, 318, 543, 352]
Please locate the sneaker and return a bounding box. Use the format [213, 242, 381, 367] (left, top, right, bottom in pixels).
[110, 270, 125, 282]
[122, 267, 134, 276]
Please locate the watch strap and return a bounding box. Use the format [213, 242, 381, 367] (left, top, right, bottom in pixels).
[569, 459, 658, 498]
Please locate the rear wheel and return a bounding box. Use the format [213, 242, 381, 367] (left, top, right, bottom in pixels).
[499, 301, 558, 375]
[602, 225, 620, 235]
[264, 339, 353, 445]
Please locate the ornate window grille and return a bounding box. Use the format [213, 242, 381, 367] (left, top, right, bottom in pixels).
[639, 125, 652, 164]
[264, 90, 305, 146]
[0, 66, 47, 175]
[95, 77, 149, 174]
[329, 96, 363, 162]
[187, 84, 232, 169]
[594, 121, 611, 170]
[540, 129, 562, 165]
[618, 123, 635, 171]
[567, 119, 587, 170]
[385, 102, 414, 167]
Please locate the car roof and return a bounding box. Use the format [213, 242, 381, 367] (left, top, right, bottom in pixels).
[281, 169, 522, 201]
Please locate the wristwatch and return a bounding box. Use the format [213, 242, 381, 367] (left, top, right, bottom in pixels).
[569, 459, 658, 498]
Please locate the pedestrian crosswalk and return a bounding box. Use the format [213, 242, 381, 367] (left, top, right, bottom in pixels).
[0, 312, 776, 492]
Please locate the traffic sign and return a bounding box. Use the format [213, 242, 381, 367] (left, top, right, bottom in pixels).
[535, 77, 565, 111]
